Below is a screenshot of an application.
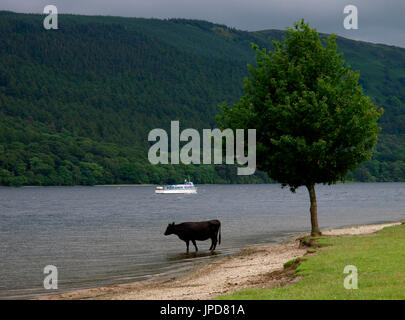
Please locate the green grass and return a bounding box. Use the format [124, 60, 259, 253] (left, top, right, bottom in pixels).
[218, 224, 405, 300]
[283, 258, 300, 269]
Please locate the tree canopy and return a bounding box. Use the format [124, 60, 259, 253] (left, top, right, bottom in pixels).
[219, 21, 383, 235]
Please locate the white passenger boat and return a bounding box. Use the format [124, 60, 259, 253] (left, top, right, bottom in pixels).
[155, 180, 197, 194]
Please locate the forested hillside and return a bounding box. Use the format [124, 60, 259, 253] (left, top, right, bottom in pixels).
[0, 11, 404, 186]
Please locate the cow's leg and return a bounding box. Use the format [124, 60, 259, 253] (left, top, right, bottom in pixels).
[185, 240, 190, 254]
[209, 240, 213, 251]
[191, 240, 198, 252]
[212, 235, 218, 250]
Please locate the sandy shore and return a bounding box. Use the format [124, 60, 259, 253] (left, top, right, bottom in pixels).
[38, 222, 400, 300]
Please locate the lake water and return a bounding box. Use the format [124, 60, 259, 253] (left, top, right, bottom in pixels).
[1, 182, 404, 299]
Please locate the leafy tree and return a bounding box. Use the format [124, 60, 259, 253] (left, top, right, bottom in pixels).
[219, 21, 382, 235]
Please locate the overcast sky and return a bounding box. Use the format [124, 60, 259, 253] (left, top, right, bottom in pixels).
[2, 0, 404, 48]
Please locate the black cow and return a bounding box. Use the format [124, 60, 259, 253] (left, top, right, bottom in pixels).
[164, 220, 221, 253]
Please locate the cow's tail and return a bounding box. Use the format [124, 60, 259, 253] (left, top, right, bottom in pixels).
[218, 223, 221, 246]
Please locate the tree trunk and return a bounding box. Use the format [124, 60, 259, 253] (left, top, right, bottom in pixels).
[307, 184, 321, 236]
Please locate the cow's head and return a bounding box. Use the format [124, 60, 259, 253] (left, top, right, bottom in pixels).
[164, 222, 175, 235]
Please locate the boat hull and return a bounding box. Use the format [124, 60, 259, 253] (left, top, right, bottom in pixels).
[155, 189, 197, 194]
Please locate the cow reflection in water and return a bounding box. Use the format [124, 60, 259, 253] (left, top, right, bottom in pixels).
[164, 220, 221, 253]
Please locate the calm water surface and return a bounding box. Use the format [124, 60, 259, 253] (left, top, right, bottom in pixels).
[1, 183, 404, 299]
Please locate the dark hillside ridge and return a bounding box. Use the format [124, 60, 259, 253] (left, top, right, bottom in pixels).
[0, 11, 404, 185]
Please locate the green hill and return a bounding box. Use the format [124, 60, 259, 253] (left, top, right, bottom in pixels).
[0, 11, 404, 186]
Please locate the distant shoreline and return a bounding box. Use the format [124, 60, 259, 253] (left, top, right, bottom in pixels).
[37, 221, 401, 300]
[94, 184, 156, 187]
[7, 181, 405, 189]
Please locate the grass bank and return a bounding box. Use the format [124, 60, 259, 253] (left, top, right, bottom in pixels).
[218, 223, 405, 299]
